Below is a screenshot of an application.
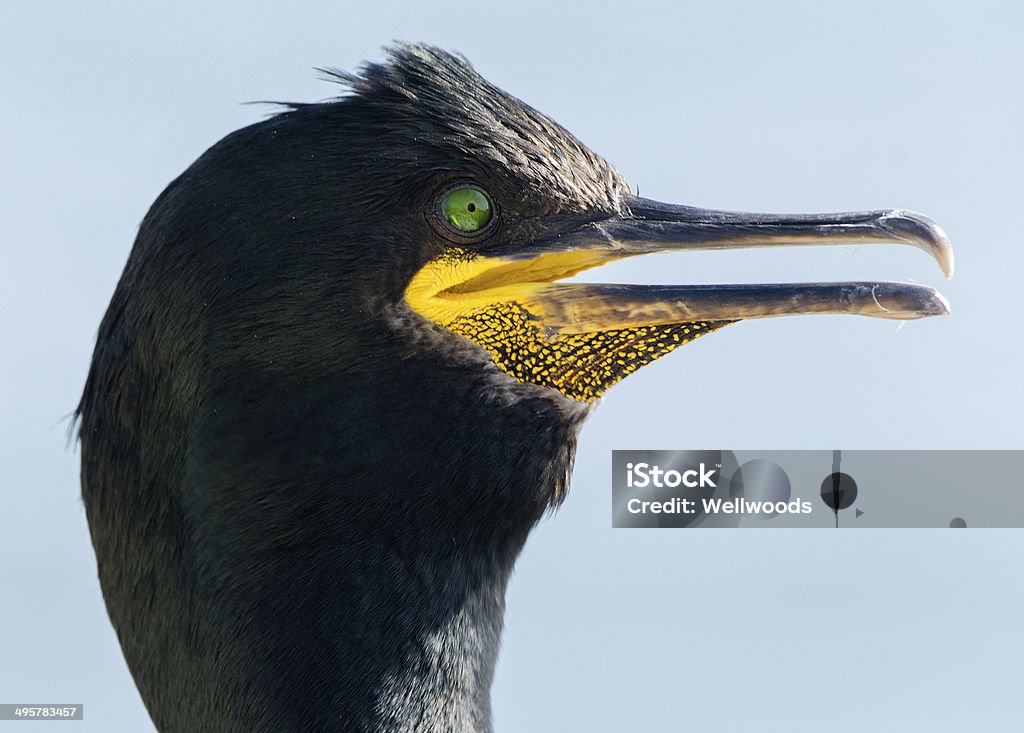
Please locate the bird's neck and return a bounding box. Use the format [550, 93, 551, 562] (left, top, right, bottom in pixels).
[229, 516, 519, 733]
[90, 346, 583, 732]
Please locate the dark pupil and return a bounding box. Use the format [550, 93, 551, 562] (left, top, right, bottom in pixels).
[467, 202, 477, 213]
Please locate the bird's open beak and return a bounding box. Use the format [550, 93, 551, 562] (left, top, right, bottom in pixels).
[405, 195, 952, 401]
[409, 195, 952, 331]
[529, 196, 952, 331]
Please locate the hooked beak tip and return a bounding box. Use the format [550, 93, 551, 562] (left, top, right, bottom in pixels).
[879, 210, 954, 280]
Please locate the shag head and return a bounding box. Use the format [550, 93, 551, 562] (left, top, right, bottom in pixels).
[77, 43, 952, 732]
[311, 44, 951, 403]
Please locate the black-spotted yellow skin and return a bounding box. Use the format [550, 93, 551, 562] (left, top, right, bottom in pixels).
[406, 248, 732, 402]
[446, 303, 727, 402]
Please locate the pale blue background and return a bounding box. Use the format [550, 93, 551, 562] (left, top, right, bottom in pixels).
[2, 1, 1022, 730]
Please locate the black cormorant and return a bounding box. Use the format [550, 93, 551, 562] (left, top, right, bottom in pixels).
[77, 44, 952, 732]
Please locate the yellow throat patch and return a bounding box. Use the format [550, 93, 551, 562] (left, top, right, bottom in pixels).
[405, 249, 730, 403]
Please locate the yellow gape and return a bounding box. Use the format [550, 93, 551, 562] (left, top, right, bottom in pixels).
[405, 248, 729, 402]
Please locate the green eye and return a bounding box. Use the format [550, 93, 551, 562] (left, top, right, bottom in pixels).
[440, 186, 494, 233]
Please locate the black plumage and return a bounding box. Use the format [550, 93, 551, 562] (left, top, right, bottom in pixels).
[78, 45, 616, 732]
